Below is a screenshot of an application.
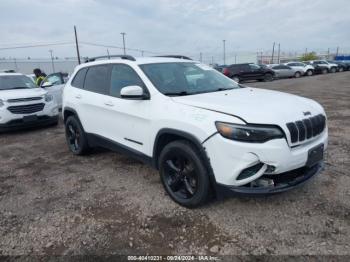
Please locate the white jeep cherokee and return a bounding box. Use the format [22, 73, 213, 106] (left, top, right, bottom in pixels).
[0, 73, 59, 132]
[63, 55, 328, 207]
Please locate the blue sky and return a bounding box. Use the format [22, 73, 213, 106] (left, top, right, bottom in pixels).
[0, 0, 349, 62]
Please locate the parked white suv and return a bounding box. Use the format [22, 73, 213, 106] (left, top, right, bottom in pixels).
[284, 62, 315, 76]
[0, 73, 59, 131]
[63, 55, 328, 207]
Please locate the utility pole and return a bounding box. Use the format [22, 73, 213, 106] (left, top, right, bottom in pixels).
[260, 51, 263, 64]
[327, 48, 330, 59]
[336, 46, 339, 57]
[49, 49, 55, 73]
[141, 50, 144, 56]
[199, 52, 202, 63]
[211, 56, 214, 65]
[271, 42, 275, 64]
[223, 40, 226, 65]
[107, 49, 110, 59]
[305, 48, 308, 56]
[121, 32, 126, 55]
[277, 43, 281, 64]
[14, 58, 18, 71]
[74, 26, 81, 64]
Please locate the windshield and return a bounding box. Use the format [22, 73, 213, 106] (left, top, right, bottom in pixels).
[0, 75, 37, 90]
[140, 62, 240, 96]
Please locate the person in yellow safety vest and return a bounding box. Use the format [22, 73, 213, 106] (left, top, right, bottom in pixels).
[33, 68, 47, 87]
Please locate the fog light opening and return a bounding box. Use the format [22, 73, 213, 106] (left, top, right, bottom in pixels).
[237, 163, 264, 180]
[265, 165, 276, 173]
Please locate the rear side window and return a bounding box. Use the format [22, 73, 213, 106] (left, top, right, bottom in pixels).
[71, 68, 88, 89]
[84, 65, 110, 95]
[110, 64, 144, 98]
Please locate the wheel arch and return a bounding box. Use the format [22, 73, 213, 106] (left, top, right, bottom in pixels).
[152, 128, 219, 196]
[63, 107, 79, 123]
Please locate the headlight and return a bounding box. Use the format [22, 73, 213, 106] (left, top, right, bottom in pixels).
[0, 99, 4, 107]
[45, 94, 53, 102]
[215, 122, 284, 143]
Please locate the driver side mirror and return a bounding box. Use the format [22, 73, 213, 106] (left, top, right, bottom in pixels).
[41, 81, 53, 88]
[120, 85, 149, 100]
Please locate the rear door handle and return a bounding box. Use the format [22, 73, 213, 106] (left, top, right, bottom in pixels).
[104, 101, 114, 107]
[75, 94, 82, 99]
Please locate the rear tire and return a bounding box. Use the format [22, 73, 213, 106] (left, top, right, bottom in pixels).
[264, 73, 273, 82]
[338, 67, 344, 72]
[158, 140, 210, 208]
[65, 116, 89, 155]
[330, 67, 337, 73]
[321, 68, 328, 74]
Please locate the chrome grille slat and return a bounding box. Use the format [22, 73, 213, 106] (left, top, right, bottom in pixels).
[286, 114, 326, 144]
[7, 97, 42, 103]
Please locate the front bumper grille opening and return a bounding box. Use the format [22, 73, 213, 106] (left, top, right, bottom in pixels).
[237, 163, 264, 180]
[7, 103, 45, 114]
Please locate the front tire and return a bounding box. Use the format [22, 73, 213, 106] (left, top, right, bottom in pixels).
[306, 69, 313, 76]
[158, 140, 210, 208]
[294, 72, 301, 78]
[321, 68, 328, 74]
[232, 76, 240, 83]
[330, 67, 337, 73]
[264, 73, 274, 82]
[65, 116, 89, 155]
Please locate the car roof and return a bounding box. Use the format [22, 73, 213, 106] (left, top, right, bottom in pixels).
[76, 57, 196, 70]
[0, 73, 24, 76]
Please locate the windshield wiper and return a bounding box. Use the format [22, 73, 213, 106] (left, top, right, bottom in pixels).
[164, 91, 190, 96]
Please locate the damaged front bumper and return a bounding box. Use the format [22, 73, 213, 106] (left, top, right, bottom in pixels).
[215, 162, 324, 196]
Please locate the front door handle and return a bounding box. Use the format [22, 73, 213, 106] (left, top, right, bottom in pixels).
[104, 101, 114, 107]
[75, 94, 82, 99]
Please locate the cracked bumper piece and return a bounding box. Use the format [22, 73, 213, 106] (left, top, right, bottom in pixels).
[216, 162, 324, 196]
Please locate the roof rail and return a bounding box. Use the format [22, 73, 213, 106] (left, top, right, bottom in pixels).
[154, 55, 192, 60]
[85, 55, 136, 63]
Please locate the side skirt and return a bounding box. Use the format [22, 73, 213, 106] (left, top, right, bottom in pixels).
[86, 133, 154, 167]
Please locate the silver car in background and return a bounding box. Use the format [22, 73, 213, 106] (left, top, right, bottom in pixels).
[268, 64, 301, 78]
[285, 62, 315, 76]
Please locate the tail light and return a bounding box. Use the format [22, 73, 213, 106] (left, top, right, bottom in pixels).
[223, 68, 230, 76]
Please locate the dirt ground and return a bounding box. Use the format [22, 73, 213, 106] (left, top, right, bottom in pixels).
[0, 72, 349, 259]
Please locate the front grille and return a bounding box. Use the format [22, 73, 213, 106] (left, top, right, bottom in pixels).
[286, 114, 326, 143]
[7, 97, 42, 103]
[7, 103, 45, 114]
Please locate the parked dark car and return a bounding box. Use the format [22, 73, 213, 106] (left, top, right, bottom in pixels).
[213, 65, 227, 73]
[223, 63, 275, 82]
[327, 61, 350, 72]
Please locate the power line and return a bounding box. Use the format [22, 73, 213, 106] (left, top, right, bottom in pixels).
[0, 42, 73, 51]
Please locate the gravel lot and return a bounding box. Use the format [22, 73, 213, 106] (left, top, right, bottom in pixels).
[0, 72, 349, 258]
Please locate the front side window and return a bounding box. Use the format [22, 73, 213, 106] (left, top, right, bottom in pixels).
[84, 65, 110, 95]
[0, 75, 37, 90]
[249, 64, 260, 70]
[44, 73, 63, 86]
[110, 64, 144, 98]
[140, 62, 239, 96]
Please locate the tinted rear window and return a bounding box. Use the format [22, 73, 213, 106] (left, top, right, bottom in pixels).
[84, 65, 110, 95]
[71, 68, 88, 89]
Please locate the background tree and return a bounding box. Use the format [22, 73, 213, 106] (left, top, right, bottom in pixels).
[300, 52, 318, 61]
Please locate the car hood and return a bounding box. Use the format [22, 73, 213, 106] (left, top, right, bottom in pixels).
[1, 88, 47, 101]
[172, 87, 324, 125]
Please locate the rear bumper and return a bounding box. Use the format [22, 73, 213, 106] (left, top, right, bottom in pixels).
[215, 162, 324, 196]
[0, 115, 58, 132]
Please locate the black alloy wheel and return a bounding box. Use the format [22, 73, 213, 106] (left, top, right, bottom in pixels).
[159, 140, 210, 207]
[65, 116, 89, 155]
